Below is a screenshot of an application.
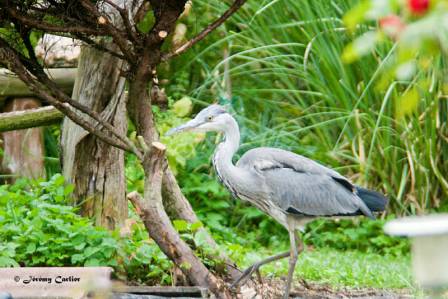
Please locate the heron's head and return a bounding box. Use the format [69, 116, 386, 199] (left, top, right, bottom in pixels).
[166, 104, 231, 136]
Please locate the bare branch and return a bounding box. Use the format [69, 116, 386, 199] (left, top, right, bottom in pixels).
[73, 33, 127, 60]
[6, 7, 103, 35]
[137, 135, 149, 153]
[79, 0, 136, 61]
[162, 0, 247, 61]
[103, 0, 139, 43]
[23, 75, 132, 152]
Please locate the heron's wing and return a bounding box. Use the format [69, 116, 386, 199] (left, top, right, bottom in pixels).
[237, 147, 373, 218]
[264, 168, 373, 217]
[237, 148, 344, 178]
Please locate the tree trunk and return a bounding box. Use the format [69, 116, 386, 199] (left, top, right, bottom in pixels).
[162, 169, 241, 280]
[128, 142, 230, 299]
[1, 98, 46, 180]
[60, 46, 127, 229]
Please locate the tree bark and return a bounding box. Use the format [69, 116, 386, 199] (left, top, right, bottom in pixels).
[128, 142, 230, 299]
[162, 169, 241, 280]
[61, 45, 127, 229]
[1, 98, 46, 179]
[0, 106, 63, 132]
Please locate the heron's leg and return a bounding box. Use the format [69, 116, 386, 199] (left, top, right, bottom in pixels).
[230, 251, 290, 289]
[283, 230, 303, 299]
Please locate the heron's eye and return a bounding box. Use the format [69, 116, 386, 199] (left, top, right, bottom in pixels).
[207, 115, 213, 121]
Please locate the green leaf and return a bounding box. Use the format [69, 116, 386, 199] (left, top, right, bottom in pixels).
[173, 97, 193, 117]
[395, 86, 420, 119]
[190, 221, 203, 232]
[0, 256, 19, 267]
[343, 0, 371, 30]
[64, 184, 75, 196]
[137, 11, 155, 33]
[71, 254, 84, 264]
[84, 258, 101, 266]
[173, 219, 189, 232]
[193, 230, 209, 248]
[25, 243, 36, 254]
[84, 246, 101, 258]
[74, 243, 86, 251]
[53, 174, 65, 187]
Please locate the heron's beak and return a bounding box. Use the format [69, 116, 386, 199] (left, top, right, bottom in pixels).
[166, 119, 201, 136]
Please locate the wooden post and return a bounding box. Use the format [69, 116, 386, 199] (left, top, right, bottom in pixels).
[1, 98, 46, 180]
[61, 45, 128, 230]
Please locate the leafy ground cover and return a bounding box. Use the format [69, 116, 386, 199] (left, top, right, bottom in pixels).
[0, 175, 412, 293]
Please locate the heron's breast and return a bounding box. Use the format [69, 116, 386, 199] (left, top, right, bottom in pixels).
[239, 194, 288, 227]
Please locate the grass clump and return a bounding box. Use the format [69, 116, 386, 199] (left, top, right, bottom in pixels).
[237, 247, 412, 290]
[171, 0, 448, 215]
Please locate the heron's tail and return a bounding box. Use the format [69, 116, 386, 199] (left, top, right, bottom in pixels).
[356, 186, 388, 212]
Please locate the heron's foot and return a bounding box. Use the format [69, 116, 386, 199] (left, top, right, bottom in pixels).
[282, 283, 291, 299]
[230, 261, 263, 289]
[230, 251, 291, 290]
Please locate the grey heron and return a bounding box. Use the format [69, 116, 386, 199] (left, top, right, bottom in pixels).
[167, 104, 388, 298]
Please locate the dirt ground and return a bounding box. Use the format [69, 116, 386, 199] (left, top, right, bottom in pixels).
[237, 278, 413, 299]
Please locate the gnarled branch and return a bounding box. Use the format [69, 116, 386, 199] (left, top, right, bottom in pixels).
[5, 6, 103, 36]
[128, 142, 230, 298]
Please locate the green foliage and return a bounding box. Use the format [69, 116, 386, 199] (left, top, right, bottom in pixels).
[0, 175, 173, 285]
[0, 175, 118, 268]
[118, 218, 173, 285]
[136, 11, 155, 34]
[171, 219, 228, 272]
[155, 100, 205, 174]
[343, 0, 448, 118]
[0, 170, 411, 289]
[304, 218, 410, 256]
[126, 99, 203, 193]
[43, 125, 61, 178]
[248, 247, 412, 289]
[0, 176, 237, 284]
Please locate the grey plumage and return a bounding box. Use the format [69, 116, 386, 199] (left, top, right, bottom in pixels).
[236, 147, 375, 222]
[167, 104, 388, 298]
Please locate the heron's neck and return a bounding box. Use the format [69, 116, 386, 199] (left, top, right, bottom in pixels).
[213, 115, 258, 199]
[217, 117, 240, 163]
[213, 115, 241, 182]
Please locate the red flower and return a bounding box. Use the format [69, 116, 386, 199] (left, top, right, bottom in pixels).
[379, 15, 406, 39]
[408, 0, 430, 15]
